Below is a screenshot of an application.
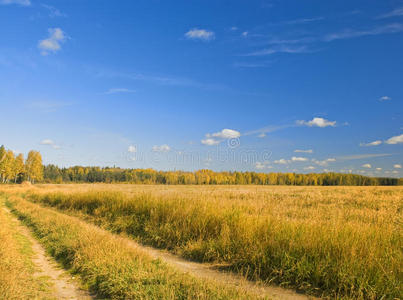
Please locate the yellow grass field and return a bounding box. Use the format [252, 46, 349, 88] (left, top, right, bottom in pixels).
[1, 184, 402, 299]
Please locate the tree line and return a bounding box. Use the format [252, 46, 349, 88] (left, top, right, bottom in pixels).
[1, 145, 401, 185]
[0, 146, 43, 183]
[44, 165, 402, 186]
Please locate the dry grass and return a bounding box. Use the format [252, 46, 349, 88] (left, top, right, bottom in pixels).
[4, 193, 258, 300]
[2, 184, 402, 299]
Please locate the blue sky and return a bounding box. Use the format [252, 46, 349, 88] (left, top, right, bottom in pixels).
[0, 0, 402, 177]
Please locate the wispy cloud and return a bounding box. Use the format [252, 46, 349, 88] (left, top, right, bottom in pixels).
[243, 124, 295, 137]
[267, 37, 316, 45]
[377, 7, 403, 19]
[26, 100, 72, 112]
[41, 4, 66, 18]
[284, 17, 324, 25]
[94, 69, 229, 91]
[0, 0, 30, 6]
[185, 29, 215, 41]
[233, 61, 273, 68]
[297, 117, 336, 128]
[245, 45, 310, 56]
[38, 28, 66, 55]
[105, 88, 135, 94]
[324, 23, 403, 41]
[337, 153, 392, 160]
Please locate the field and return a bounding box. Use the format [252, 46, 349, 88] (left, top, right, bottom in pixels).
[0, 184, 402, 299]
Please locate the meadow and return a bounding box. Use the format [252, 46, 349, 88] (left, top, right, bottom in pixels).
[1, 184, 402, 299]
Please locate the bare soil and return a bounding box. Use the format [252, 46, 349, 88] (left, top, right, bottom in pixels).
[5, 208, 92, 300]
[125, 240, 316, 299]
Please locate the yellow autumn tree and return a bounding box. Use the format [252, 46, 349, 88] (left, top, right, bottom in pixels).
[3, 150, 15, 183]
[13, 153, 25, 183]
[25, 151, 43, 183]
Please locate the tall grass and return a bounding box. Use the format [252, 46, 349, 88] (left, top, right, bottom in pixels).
[6, 194, 257, 300]
[23, 185, 403, 299]
[0, 198, 50, 299]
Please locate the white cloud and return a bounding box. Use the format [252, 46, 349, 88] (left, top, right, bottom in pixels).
[38, 28, 66, 55]
[40, 139, 54, 145]
[379, 96, 391, 101]
[297, 117, 336, 128]
[392, 170, 399, 174]
[258, 133, 266, 138]
[128, 145, 137, 153]
[152, 144, 171, 152]
[291, 156, 307, 162]
[313, 158, 336, 166]
[202, 129, 240, 146]
[360, 140, 382, 147]
[185, 29, 215, 41]
[0, 0, 30, 6]
[294, 149, 313, 153]
[40, 139, 61, 150]
[394, 164, 402, 169]
[274, 159, 288, 164]
[201, 138, 220, 146]
[362, 163, 372, 168]
[376, 167, 382, 171]
[255, 161, 271, 170]
[304, 166, 315, 170]
[230, 26, 238, 31]
[106, 88, 135, 94]
[385, 133, 403, 144]
[242, 31, 248, 37]
[209, 129, 240, 139]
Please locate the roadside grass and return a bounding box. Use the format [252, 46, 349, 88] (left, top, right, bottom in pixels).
[0, 198, 52, 299]
[6, 195, 260, 300]
[19, 185, 403, 299]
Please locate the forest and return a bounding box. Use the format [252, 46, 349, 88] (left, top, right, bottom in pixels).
[1, 145, 401, 186]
